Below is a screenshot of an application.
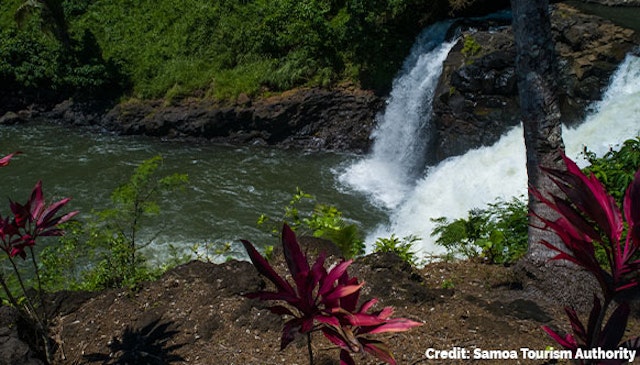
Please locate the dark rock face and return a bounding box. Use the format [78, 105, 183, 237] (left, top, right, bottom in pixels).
[40, 87, 383, 153]
[432, 29, 519, 162]
[431, 3, 638, 163]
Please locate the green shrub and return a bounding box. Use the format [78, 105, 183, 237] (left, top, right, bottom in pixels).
[258, 188, 365, 259]
[87, 155, 188, 289]
[581, 136, 640, 205]
[38, 221, 87, 291]
[431, 196, 528, 264]
[461, 34, 481, 60]
[580, 136, 640, 267]
[373, 234, 420, 266]
[0, 1, 122, 97]
[0, 29, 62, 90]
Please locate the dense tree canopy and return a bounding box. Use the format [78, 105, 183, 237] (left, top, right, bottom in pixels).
[0, 0, 475, 101]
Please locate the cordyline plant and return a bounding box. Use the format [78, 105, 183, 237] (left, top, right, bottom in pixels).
[241, 224, 422, 365]
[531, 153, 640, 363]
[0, 152, 78, 363]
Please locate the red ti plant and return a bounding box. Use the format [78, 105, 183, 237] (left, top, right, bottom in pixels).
[322, 277, 423, 365]
[241, 224, 422, 365]
[0, 152, 78, 363]
[531, 153, 640, 362]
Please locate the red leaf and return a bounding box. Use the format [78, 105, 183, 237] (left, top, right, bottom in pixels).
[358, 298, 378, 314]
[542, 326, 578, 350]
[599, 302, 630, 348]
[624, 169, 640, 247]
[322, 326, 350, 349]
[340, 349, 356, 365]
[374, 306, 395, 320]
[319, 259, 353, 297]
[361, 338, 397, 365]
[280, 319, 302, 350]
[346, 313, 387, 327]
[315, 314, 340, 327]
[241, 239, 295, 296]
[0, 152, 20, 167]
[586, 295, 601, 345]
[324, 282, 365, 302]
[28, 181, 45, 221]
[565, 306, 587, 344]
[337, 276, 360, 313]
[282, 223, 310, 279]
[365, 318, 423, 334]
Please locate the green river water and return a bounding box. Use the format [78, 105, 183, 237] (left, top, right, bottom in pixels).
[0, 123, 386, 261]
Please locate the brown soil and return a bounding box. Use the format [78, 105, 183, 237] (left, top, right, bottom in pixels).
[43, 251, 640, 365]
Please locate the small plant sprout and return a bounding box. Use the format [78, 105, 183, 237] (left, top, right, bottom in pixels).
[241, 224, 422, 365]
[531, 153, 640, 362]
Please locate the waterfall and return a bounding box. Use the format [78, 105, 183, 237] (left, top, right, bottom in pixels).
[339, 21, 457, 209]
[340, 36, 640, 257]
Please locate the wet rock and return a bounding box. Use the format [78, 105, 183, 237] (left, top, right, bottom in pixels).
[431, 3, 638, 163]
[0, 111, 27, 125]
[100, 87, 383, 153]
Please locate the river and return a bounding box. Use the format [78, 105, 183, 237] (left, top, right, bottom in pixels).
[0, 124, 386, 261]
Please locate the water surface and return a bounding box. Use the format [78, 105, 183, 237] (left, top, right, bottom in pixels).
[0, 124, 386, 260]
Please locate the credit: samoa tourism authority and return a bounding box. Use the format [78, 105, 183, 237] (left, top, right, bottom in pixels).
[424, 346, 637, 362]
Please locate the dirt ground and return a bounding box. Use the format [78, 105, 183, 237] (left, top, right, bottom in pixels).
[41, 249, 640, 365]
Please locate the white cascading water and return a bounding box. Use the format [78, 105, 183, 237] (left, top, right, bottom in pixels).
[339, 21, 456, 209]
[340, 25, 640, 258]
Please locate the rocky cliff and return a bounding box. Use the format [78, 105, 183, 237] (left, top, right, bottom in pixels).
[431, 3, 638, 162]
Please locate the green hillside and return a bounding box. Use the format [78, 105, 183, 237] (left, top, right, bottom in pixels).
[0, 0, 466, 101]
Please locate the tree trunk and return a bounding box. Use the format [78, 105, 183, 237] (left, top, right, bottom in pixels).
[511, 0, 597, 308]
[511, 0, 564, 261]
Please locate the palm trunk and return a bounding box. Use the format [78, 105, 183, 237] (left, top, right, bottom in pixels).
[510, 0, 598, 308]
[510, 0, 565, 262]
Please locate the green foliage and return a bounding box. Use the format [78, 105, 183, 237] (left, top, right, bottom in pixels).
[39, 155, 189, 291]
[0, 1, 122, 96]
[38, 221, 86, 291]
[431, 196, 528, 265]
[581, 137, 640, 205]
[0, 0, 456, 99]
[188, 241, 234, 264]
[373, 234, 420, 266]
[580, 137, 640, 267]
[0, 29, 62, 90]
[85, 155, 188, 289]
[440, 278, 455, 289]
[461, 34, 481, 63]
[258, 188, 364, 259]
